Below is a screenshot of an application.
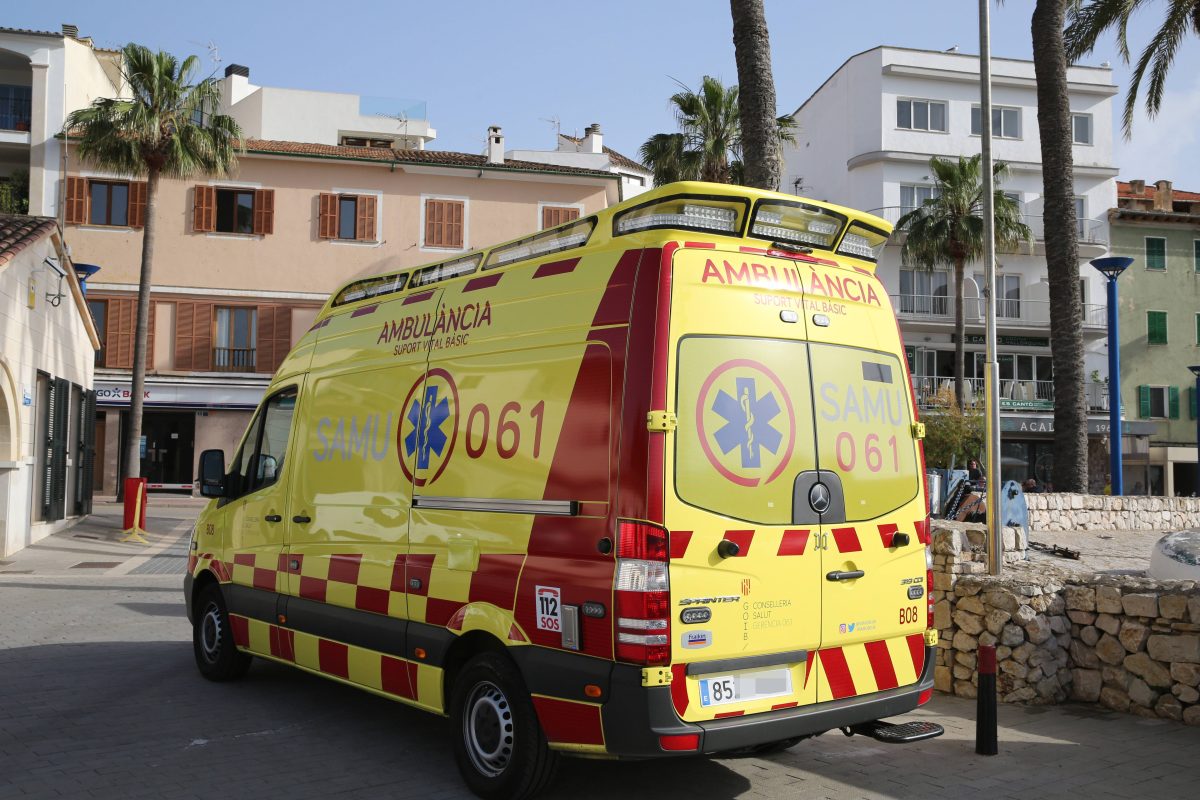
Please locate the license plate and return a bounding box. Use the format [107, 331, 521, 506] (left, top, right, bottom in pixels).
[698, 668, 793, 708]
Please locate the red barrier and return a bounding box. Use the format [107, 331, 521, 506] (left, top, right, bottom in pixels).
[122, 477, 148, 530]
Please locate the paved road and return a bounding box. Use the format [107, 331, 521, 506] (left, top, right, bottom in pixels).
[2, 506, 1198, 799]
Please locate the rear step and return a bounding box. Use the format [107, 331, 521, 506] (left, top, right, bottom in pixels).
[845, 720, 944, 744]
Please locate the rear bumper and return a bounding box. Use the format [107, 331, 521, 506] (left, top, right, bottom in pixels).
[601, 645, 936, 757]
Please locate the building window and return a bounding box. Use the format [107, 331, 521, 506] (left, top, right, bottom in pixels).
[1072, 113, 1093, 145]
[424, 198, 466, 249]
[215, 188, 255, 234]
[1139, 385, 1178, 419]
[896, 98, 947, 132]
[976, 272, 1021, 318]
[339, 135, 396, 148]
[87, 299, 107, 367]
[193, 186, 274, 235]
[899, 268, 949, 315]
[1147, 310, 1168, 345]
[1193, 239, 1199, 272]
[900, 184, 939, 215]
[214, 306, 257, 372]
[88, 181, 129, 226]
[0, 83, 33, 131]
[541, 205, 581, 230]
[1145, 237, 1167, 270]
[318, 193, 377, 242]
[971, 105, 1021, 139]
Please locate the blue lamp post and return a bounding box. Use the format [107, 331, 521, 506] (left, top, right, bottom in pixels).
[1190, 365, 1200, 497]
[1092, 256, 1133, 495]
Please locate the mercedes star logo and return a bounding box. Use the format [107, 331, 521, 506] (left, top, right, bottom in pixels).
[809, 482, 831, 514]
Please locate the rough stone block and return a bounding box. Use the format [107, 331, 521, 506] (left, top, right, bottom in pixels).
[1071, 668, 1102, 702]
[1000, 623, 1025, 648]
[999, 660, 1028, 681]
[1127, 677, 1158, 708]
[1067, 610, 1097, 625]
[954, 680, 978, 699]
[1170, 661, 1200, 686]
[1064, 586, 1096, 611]
[1080, 625, 1101, 647]
[1095, 633, 1126, 665]
[955, 651, 977, 669]
[1095, 613, 1121, 636]
[952, 630, 978, 652]
[1122, 593, 1159, 618]
[1118, 620, 1150, 653]
[1036, 675, 1061, 699]
[1099, 687, 1131, 712]
[933, 599, 952, 630]
[1102, 665, 1131, 690]
[956, 595, 985, 616]
[1189, 596, 1200, 625]
[934, 665, 952, 692]
[1003, 687, 1036, 703]
[1049, 615, 1069, 635]
[978, 631, 998, 647]
[1069, 640, 1099, 668]
[953, 664, 972, 680]
[953, 610, 985, 636]
[985, 609, 1012, 636]
[1011, 642, 1034, 664]
[1182, 705, 1200, 726]
[1172, 683, 1200, 704]
[1155, 694, 1183, 721]
[1124, 652, 1173, 688]
[982, 590, 1020, 614]
[1159, 594, 1188, 620]
[1012, 604, 1036, 626]
[1147, 634, 1200, 664]
[1096, 586, 1123, 614]
[1025, 615, 1052, 645]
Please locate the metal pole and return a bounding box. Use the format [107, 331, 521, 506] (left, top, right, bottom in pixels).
[979, 0, 1002, 575]
[1191, 367, 1200, 497]
[1107, 277, 1123, 495]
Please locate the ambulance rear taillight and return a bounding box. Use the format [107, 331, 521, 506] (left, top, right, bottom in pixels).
[614, 520, 671, 666]
[613, 196, 747, 237]
[925, 534, 935, 629]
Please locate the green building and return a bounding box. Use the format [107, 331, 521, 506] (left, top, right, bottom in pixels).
[1109, 179, 1200, 496]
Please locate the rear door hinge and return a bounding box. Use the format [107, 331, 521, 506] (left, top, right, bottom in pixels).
[911, 422, 926, 440]
[646, 411, 677, 433]
[641, 667, 673, 686]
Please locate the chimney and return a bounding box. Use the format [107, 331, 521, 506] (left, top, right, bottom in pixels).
[225, 63, 250, 79]
[1128, 179, 1145, 196]
[1153, 180, 1174, 211]
[61, 23, 79, 38]
[487, 125, 504, 164]
[582, 122, 603, 154]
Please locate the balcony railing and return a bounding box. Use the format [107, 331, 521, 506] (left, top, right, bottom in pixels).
[891, 293, 1107, 329]
[213, 347, 256, 372]
[869, 207, 1108, 246]
[912, 375, 1110, 412]
[0, 97, 32, 132]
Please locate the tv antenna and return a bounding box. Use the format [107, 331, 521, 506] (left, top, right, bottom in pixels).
[540, 115, 561, 139]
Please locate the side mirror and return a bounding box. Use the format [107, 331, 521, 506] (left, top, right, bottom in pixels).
[199, 449, 227, 498]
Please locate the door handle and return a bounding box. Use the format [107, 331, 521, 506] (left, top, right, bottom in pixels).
[265, 514, 282, 523]
[292, 515, 311, 524]
[826, 570, 865, 581]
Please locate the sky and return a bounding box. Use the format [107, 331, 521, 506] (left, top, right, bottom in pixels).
[11, 0, 1200, 188]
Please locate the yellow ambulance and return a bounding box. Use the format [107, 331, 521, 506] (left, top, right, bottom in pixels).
[186, 181, 942, 799]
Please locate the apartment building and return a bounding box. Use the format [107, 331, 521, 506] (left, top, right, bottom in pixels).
[1108, 179, 1200, 495]
[507, 123, 652, 199]
[782, 45, 1155, 488]
[70, 65, 619, 495]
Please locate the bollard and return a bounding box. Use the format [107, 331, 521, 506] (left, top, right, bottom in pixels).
[976, 643, 998, 755]
[119, 477, 151, 544]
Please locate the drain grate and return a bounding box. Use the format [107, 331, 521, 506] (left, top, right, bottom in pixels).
[70, 561, 122, 569]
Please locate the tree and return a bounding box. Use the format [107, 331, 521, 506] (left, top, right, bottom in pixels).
[0, 169, 29, 214]
[1065, 0, 1200, 136]
[1032, 0, 1089, 493]
[897, 155, 1031, 408]
[65, 44, 241, 489]
[639, 75, 796, 188]
[730, 0, 781, 190]
[920, 386, 985, 471]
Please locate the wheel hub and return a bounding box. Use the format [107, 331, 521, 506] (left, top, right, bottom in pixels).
[463, 681, 514, 778]
[200, 602, 223, 663]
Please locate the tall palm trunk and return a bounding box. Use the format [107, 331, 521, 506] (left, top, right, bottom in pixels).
[730, 0, 780, 190]
[953, 256, 966, 408]
[123, 167, 159, 486]
[1033, 0, 1088, 493]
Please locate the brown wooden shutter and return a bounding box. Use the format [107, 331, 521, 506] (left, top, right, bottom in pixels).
[541, 205, 580, 229]
[174, 302, 213, 371]
[193, 185, 216, 232]
[318, 193, 338, 239]
[144, 301, 157, 371]
[65, 177, 88, 225]
[253, 189, 275, 235]
[426, 199, 464, 248]
[356, 195, 377, 241]
[105, 298, 136, 369]
[256, 305, 293, 374]
[128, 181, 148, 228]
[424, 198, 442, 245]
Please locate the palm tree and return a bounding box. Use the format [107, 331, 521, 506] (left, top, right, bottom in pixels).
[730, 0, 781, 190]
[897, 155, 1031, 409]
[1065, 0, 1200, 136]
[66, 44, 241, 489]
[640, 76, 797, 188]
[1032, 0, 1089, 494]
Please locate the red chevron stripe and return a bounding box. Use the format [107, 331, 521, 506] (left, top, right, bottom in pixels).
[778, 529, 811, 556]
[830, 527, 861, 553]
[714, 710, 744, 718]
[670, 664, 689, 716]
[532, 257, 580, 279]
[877, 523, 899, 548]
[723, 529, 755, 557]
[914, 518, 930, 545]
[864, 639, 899, 691]
[804, 651, 817, 689]
[906, 633, 926, 677]
[820, 647, 857, 699]
[771, 701, 799, 710]
[464, 273, 502, 292]
[669, 531, 693, 559]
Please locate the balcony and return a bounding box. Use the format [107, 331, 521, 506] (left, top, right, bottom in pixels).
[868, 207, 1109, 253]
[213, 347, 256, 372]
[891, 292, 1107, 332]
[912, 375, 1110, 413]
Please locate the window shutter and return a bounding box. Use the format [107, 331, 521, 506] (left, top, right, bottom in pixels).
[1169, 385, 1180, 419]
[104, 298, 136, 369]
[356, 195, 377, 241]
[425, 199, 464, 248]
[1138, 385, 1151, 418]
[174, 302, 213, 371]
[193, 185, 216, 232]
[144, 301, 157, 372]
[542, 206, 579, 229]
[64, 177, 88, 225]
[256, 305, 293, 374]
[76, 390, 97, 516]
[318, 193, 338, 239]
[424, 198, 441, 245]
[448, 200, 464, 247]
[253, 189, 275, 235]
[43, 377, 69, 522]
[128, 181, 148, 228]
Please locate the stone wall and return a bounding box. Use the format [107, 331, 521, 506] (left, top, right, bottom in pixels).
[1025, 493, 1200, 532]
[930, 523, 1200, 725]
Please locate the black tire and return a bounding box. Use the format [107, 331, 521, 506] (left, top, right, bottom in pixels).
[450, 652, 558, 800]
[192, 583, 252, 681]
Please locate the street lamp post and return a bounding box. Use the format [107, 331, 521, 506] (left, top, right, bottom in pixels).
[1190, 365, 1200, 497]
[1092, 257, 1133, 495]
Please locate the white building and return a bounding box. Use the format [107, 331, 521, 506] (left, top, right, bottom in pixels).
[216, 64, 436, 151]
[0, 23, 122, 218]
[507, 123, 651, 200]
[0, 216, 99, 556]
[783, 46, 1144, 488]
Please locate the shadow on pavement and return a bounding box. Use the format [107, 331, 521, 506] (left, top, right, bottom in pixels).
[116, 602, 187, 618]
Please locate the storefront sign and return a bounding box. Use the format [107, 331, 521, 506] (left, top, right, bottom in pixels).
[955, 334, 1050, 348]
[95, 380, 266, 410]
[1001, 416, 1158, 436]
[1001, 399, 1053, 411]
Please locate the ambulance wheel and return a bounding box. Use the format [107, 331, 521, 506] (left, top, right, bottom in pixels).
[450, 653, 558, 800]
[192, 583, 251, 681]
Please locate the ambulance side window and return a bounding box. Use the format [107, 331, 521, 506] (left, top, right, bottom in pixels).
[226, 387, 298, 499]
[227, 414, 264, 500]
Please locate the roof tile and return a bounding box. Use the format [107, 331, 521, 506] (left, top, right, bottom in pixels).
[0, 215, 57, 268]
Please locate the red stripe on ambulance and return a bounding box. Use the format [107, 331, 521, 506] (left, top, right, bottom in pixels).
[877, 523, 899, 548]
[669, 531, 693, 559]
[864, 639, 899, 691]
[318, 640, 350, 679]
[402, 289, 435, 305]
[777, 529, 810, 556]
[531, 697, 605, 745]
[830, 527, 862, 553]
[722, 529, 754, 556]
[906, 633, 926, 677]
[670, 664, 689, 715]
[467, 554, 524, 610]
[464, 273, 502, 292]
[532, 257, 580, 279]
[381, 655, 418, 700]
[820, 646, 857, 699]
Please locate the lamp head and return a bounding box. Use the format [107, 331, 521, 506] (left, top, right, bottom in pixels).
[1189, 365, 1200, 378]
[1090, 256, 1134, 279]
